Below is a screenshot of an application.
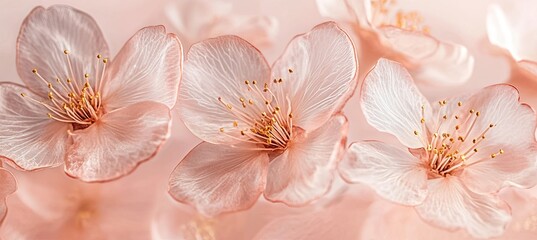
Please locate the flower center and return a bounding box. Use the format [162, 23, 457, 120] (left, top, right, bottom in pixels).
[413, 100, 504, 177]
[217, 69, 294, 150]
[20, 50, 107, 129]
[370, 0, 430, 33]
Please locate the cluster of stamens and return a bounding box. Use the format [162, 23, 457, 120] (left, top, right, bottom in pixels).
[217, 69, 294, 150]
[370, 0, 430, 33]
[413, 100, 504, 177]
[21, 50, 107, 128]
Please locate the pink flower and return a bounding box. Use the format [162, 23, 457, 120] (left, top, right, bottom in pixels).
[340, 58, 537, 238]
[0, 5, 182, 182]
[487, 0, 537, 79]
[0, 165, 160, 239]
[0, 166, 16, 227]
[166, 0, 278, 49]
[316, 0, 474, 86]
[168, 22, 357, 216]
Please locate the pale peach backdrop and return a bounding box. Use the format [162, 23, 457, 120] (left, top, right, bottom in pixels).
[0, 0, 536, 239]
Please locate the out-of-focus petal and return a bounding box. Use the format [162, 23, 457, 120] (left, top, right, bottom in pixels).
[518, 60, 537, 78]
[361, 58, 431, 149]
[0, 83, 70, 170]
[177, 35, 271, 144]
[0, 168, 16, 225]
[457, 84, 537, 193]
[315, 0, 372, 27]
[64, 101, 171, 182]
[103, 26, 182, 111]
[209, 16, 279, 48]
[416, 177, 511, 238]
[17, 5, 109, 97]
[254, 192, 373, 240]
[264, 115, 347, 206]
[340, 141, 428, 206]
[380, 26, 440, 60]
[380, 27, 475, 86]
[166, 0, 278, 48]
[272, 22, 357, 132]
[169, 142, 269, 216]
[412, 41, 474, 86]
[487, 2, 537, 62]
[165, 0, 232, 43]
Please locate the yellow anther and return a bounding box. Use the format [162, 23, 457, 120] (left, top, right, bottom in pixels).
[499, 149, 504, 154]
[233, 121, 238, 127]
[240, 130, 245, 136]
[64, 50, 70, 54]
[97, 54, 102, 59]
[248, 99, 253, 105]
[275, 106, 280, 111]
[47, 113, 53, 118]
[420, 118, 425, 123]
[413, 130, 419, 135]
[245, 80, 250, 85]
[252, 80, 257, 85]
[457, 101, 462, 107]
[239, 97, 244, 102]
[289, 113, 293, 118]
[103, 58, 108, 64]
[278, 78, 283, 83]
[288, 68, 293, 73]
[489, 124, 494, 128]
[67, 78, 71, 83]
[476, 111, 480, 117]
[491, 154, 496, 158]
[442, 115, 447, 120]
[469, 109, 475, 114]
[455, 125, 460, 130]
[48, 92, 53, 100]
[84, 73, 89, 78]
[219, 128, 225, 133]
[20, 93, 26, 97]
[32, 69, 37, 73]
[473, 148, 478, 152]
